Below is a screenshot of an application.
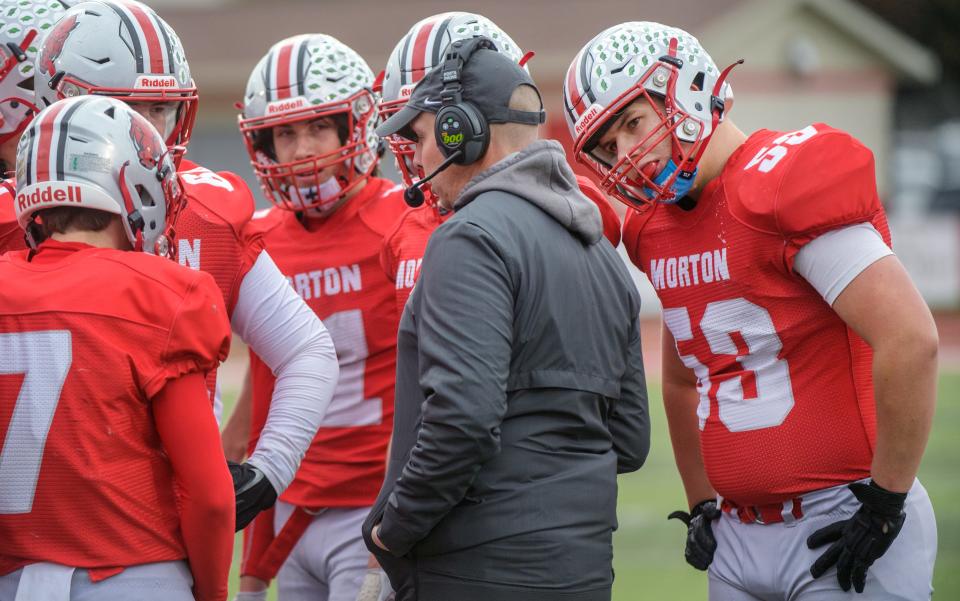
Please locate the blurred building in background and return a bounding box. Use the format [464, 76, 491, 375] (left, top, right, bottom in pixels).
[153, 0, 958, 308]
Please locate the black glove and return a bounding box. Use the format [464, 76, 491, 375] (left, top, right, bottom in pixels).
[229, 461, 278, 531]
[807, 480, 907, 593]
[668, 498, 721, 571]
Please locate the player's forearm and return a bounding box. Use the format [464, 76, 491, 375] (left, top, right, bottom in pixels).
[663, 381, 716, 507]
[231, 250, 340, 492]
[869, 332, 938, 493]
[154, 374, 235, 601]
[246, 324, 338, 492]
[180, 483, 234, 601]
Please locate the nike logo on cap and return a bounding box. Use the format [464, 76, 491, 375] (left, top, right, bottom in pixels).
[422, 98, 443, 106]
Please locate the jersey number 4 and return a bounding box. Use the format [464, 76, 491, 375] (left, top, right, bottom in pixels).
[664, 299, 795, 432]
[322, 310, 382, 427]
[0, 330, 72, 514]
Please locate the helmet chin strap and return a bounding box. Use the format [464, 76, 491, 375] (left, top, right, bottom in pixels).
[117, 161, 145, 252]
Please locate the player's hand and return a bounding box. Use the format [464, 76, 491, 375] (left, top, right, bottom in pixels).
[228, 461, 278, 531]
[668, 498, 721, 571]
[356, 567, 394, 601]
[807, 480, 907, 593]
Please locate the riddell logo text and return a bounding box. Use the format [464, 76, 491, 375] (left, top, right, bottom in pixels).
[574, 104, 602, 135]
[266, 98, 306, 114]
[17, 185, 82, 211]
[135, 76, 177, 89]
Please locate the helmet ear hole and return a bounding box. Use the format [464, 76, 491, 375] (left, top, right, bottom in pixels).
[691, 72, 705, 92]
[135, 184, 156, 207]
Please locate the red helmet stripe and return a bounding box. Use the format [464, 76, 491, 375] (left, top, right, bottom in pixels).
[34, 101, 67, 183]
[275, 42, 294, 99]
[410, 19, 435, 81]
[126, 2, 165, 74]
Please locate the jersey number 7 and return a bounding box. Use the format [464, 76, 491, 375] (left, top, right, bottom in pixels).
[0, 330, 72, 514]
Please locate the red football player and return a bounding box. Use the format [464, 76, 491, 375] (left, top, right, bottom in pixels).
[227, 33, 407, 601]
[34, 0, 341, 532]
[565, 21, 938, 600]
[377, 13, 622, 315]
[0, 1, 70, 254]
[0, 96, 233, 601]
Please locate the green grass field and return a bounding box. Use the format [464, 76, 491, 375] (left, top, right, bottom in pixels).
[222, 372, 960, 600]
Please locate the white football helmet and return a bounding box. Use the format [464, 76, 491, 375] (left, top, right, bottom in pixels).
[34, 1, 197, 162]
[0, 0, 68, 150]
[563, 22, 738, 207]
[15, 95, 184, 256]
[379, 12, 524, 201]
[238, 34, 379, 212]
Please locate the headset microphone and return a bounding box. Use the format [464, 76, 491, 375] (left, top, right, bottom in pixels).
[403, 149, 464, 207]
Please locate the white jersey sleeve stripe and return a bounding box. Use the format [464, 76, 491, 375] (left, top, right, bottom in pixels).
[793, 222, 893, 306]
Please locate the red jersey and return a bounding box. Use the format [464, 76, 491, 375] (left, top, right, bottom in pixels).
[175, 160, 259, 316]
[0, 240, 230, 572]
[380, 203, 451, 314]
[623, 124, 889, 506]
[175, 160, 260, 405]
[0, 184, 23, 254]
[246, 178, 406, 508]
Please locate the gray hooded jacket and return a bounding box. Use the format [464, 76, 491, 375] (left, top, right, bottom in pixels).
[364, 140, 649, 601]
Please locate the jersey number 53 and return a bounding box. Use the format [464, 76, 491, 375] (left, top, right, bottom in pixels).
[665, 299, 795, 432]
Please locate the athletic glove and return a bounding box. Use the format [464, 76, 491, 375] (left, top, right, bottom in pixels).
[807, 480, 907, 593]
[668, 498, 721, 571]
[229, 461, 278, 531]
[356, 568, 394, 601]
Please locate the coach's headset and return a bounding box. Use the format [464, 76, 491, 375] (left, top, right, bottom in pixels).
[404, 36, 546, 206]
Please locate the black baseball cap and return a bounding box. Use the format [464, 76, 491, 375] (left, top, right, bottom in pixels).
[376, 36, 546, 140]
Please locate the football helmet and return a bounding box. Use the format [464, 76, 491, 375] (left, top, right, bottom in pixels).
[0, 0, 68, 149]
[238, 34, 379, 212]
[34, 1, 197, 162]
[563, 22, 738, 207]
[15, 95, 184, 257]
[379, 13, 524, 203]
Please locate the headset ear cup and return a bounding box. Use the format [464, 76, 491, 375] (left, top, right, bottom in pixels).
[434, 103, 489, 166]
[459, 102, 489, 165]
